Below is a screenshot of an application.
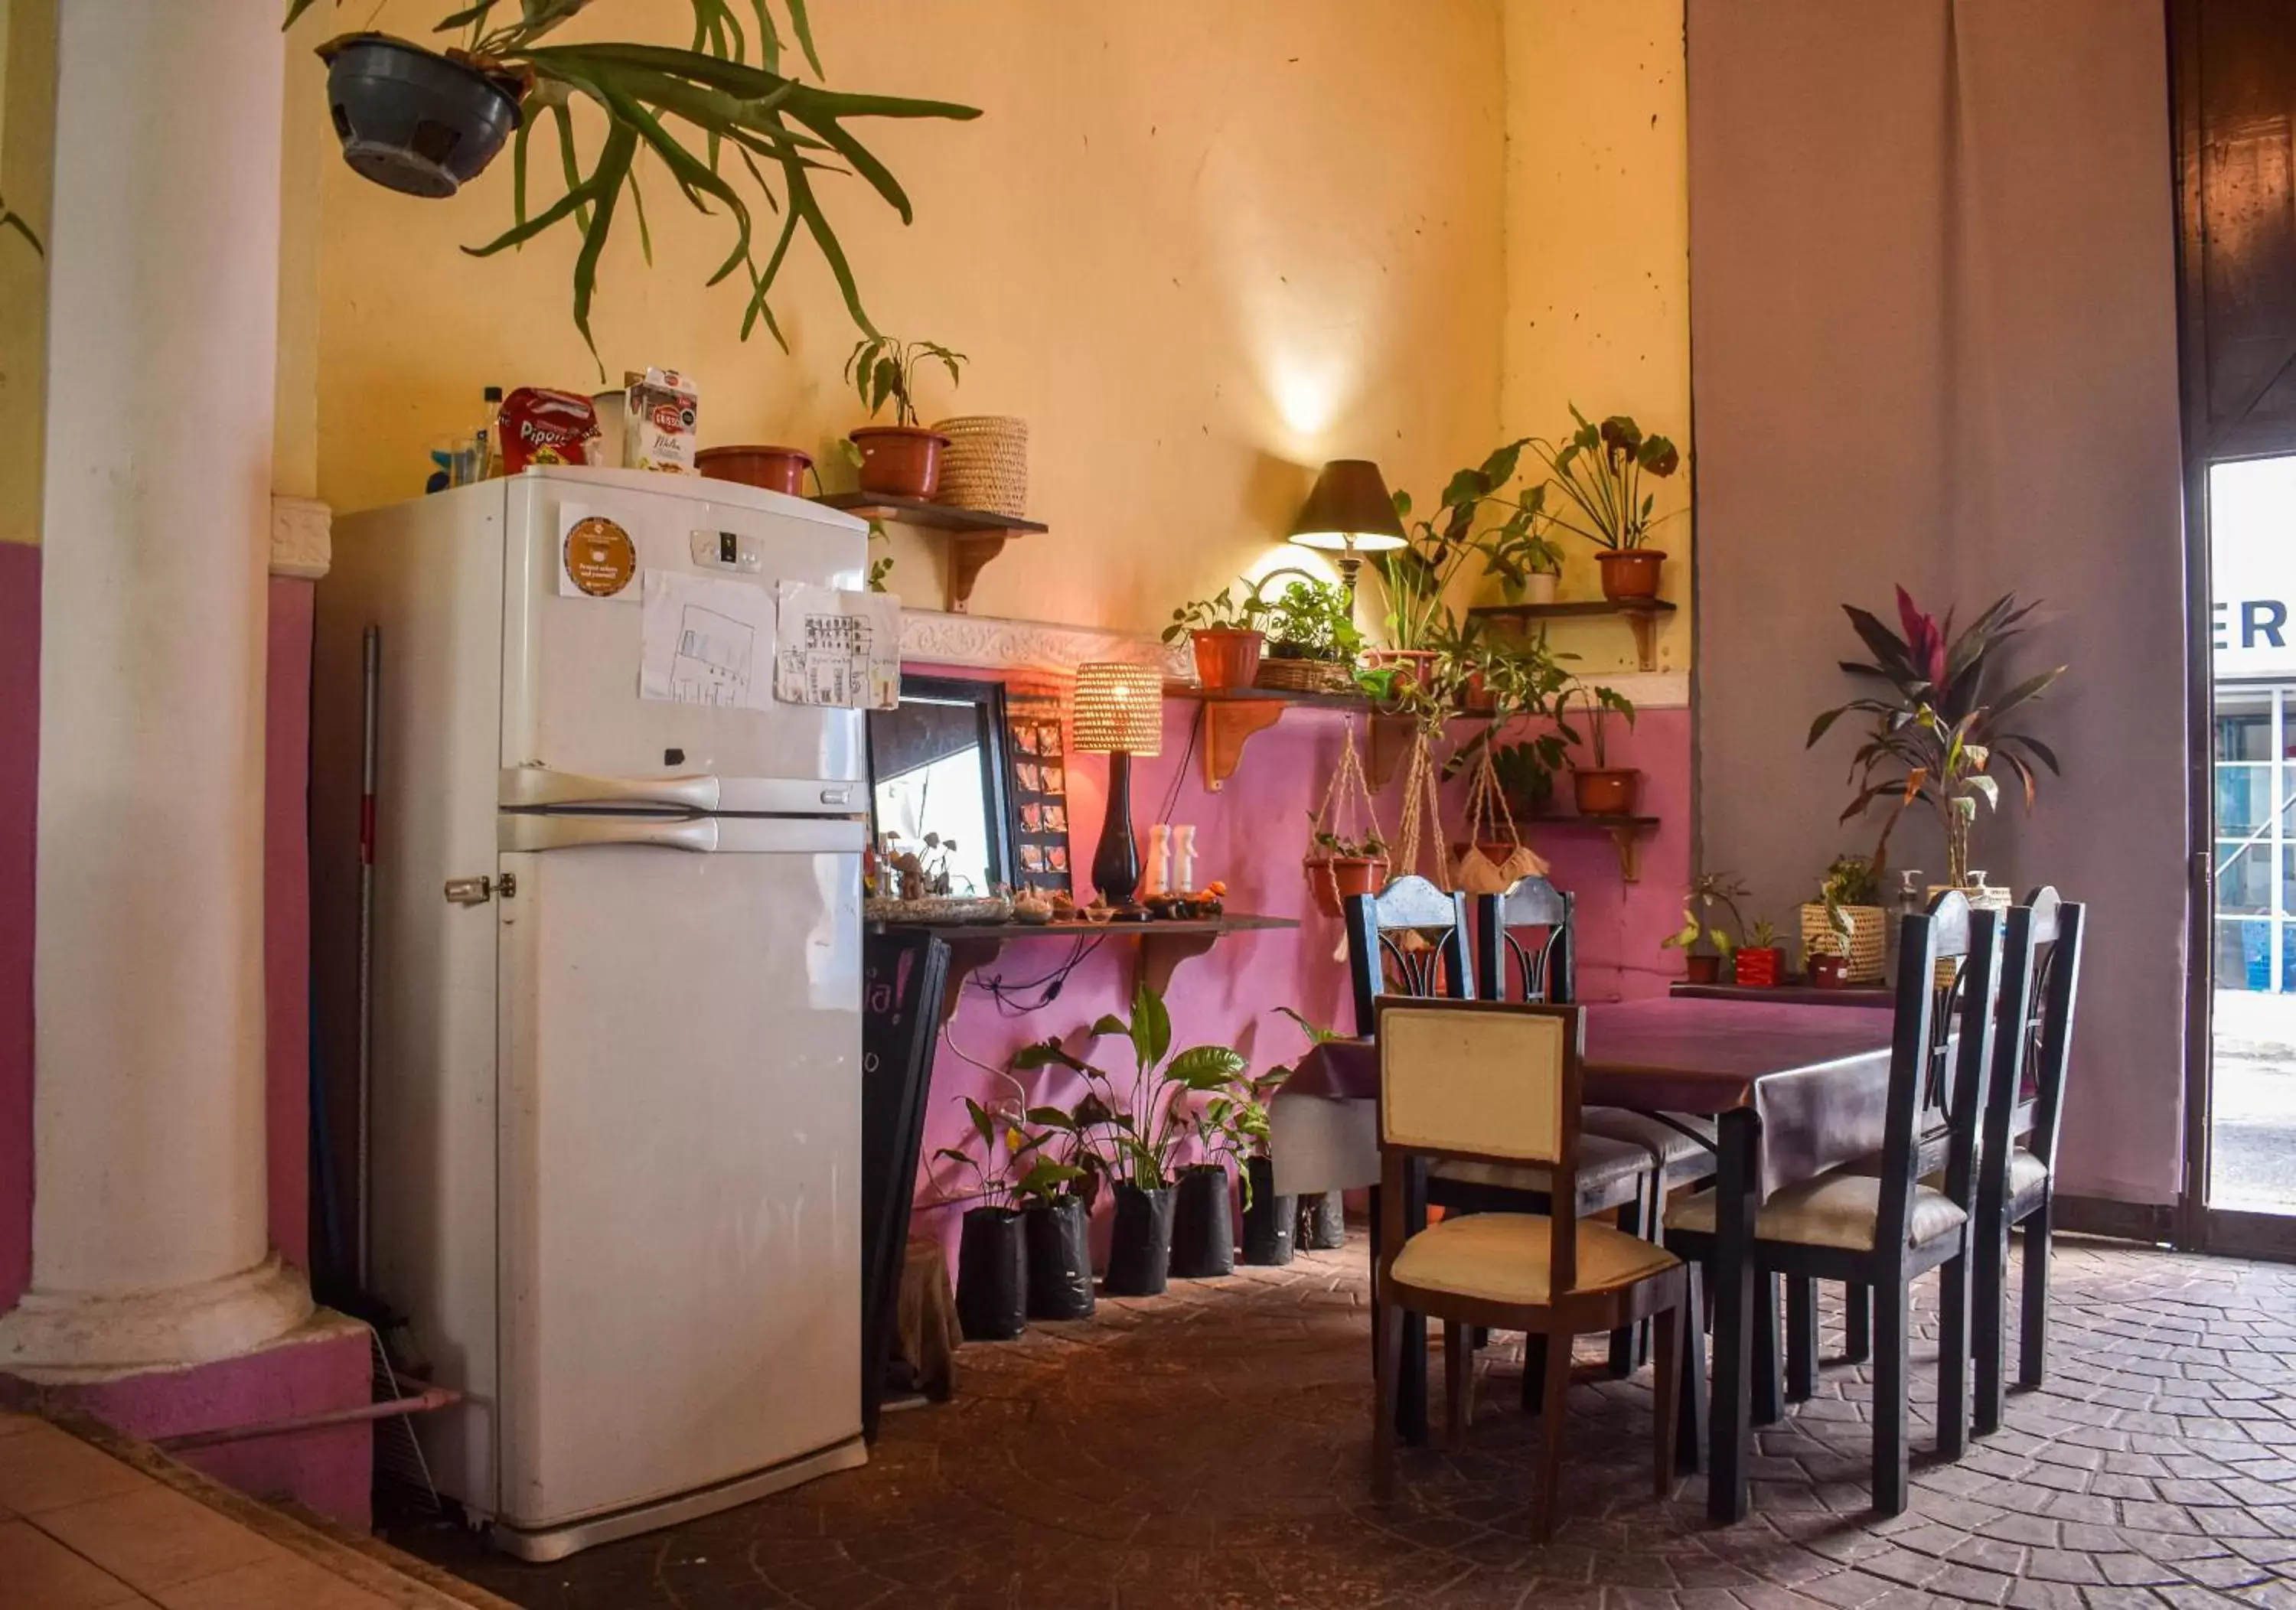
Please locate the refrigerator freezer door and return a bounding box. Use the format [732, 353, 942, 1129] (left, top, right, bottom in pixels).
[501, 470, 869, 789]
[494, 837, 864, 1532]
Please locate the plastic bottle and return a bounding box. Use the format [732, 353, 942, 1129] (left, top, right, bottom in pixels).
[477, 385, 504, 478]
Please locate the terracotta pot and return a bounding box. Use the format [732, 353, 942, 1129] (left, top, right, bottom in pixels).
[696, 444, 813, 496]
[1809, 954, 1851, 989]
[1596, 549, 1666, 601]
[1327, 856, 1388, 907]
[1303, 857, 1342, 919]
[1461, 670, 1496, 712]
[1362, 647, 1439, 694]
[1684, 953, 1722, 985]
[849, 425, 949, 499]
[1735, 947, 1785, 988]
[1570, 767, 1642, 817]
[1191, 628, 1266, 692]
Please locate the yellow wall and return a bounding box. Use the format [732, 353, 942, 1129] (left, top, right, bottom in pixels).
[0, 0, 55, 548]
[1500, 0, 1691, 673]
[309, 1, 1511, 635]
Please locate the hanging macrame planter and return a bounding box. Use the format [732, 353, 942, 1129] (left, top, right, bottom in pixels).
[1389, 723, 1455, 893]
[1303, 721, 1388, 919]
[1454, 741, 1551, 895]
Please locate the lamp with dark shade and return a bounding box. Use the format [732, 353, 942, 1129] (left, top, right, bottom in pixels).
[1071, 663, 1164, 909]
[1287, 458, 1408, 602]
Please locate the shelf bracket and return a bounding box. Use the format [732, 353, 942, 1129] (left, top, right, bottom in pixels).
[944, 533, 1008, 614]
[1137, 930, 1222, 999]
[1604, 823, 1645, 883]
[1202, 700, 1288, 790]
[1367, 714, 1417, 789]
[1627, 611, 1660, 673]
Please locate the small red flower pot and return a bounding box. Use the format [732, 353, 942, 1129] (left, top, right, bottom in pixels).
[1733, 947, 1785, 988]
[1684, 953, 1722, 985]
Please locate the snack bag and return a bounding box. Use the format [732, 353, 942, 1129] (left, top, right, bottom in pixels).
[622, 367, 699, 474]
[497, 387, 601, 472]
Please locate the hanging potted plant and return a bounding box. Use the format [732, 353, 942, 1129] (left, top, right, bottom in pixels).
[1557, 680, 1640, 816]
[1799, 854, 1887, 985]
[1302, 722, 1388, 917]
[1162, 581, 1273, 692]
[1808, 587, 2066, 893]
[1016, 983, 1247, 1298]
[1530, 406, 1680, 601]
[1256, 572, 1364, 695]
[845, 336, 966, 499]
[930, 1097, 1042, 1342]
[1662, 871, 1749, 985]
[289, 1, 980, 363]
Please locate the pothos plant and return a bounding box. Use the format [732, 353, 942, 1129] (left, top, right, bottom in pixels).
[1663, 870, 1750, 960]
[1261, 573, 1364, 663]
[1161, 581, 1272, 644]
[1015, 983, 1249, 1192]
[287, 0, 981, 363]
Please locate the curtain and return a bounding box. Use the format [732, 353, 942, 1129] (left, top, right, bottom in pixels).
[1688, 0, 2189, 1204]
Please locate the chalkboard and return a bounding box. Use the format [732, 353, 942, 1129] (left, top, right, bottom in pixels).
[859, 927, 949, 1441]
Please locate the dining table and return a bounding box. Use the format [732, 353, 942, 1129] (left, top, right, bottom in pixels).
[1269, 996, 1900, 1524]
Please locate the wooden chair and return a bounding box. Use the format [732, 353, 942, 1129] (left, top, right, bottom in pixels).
[1972, 887, 2084, 1436]
[1371, 997, 1687, 1540]
[1668, 891, 2003, 1515]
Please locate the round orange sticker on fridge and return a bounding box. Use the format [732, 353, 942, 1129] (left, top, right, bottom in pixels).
[563, 517, 636, 598]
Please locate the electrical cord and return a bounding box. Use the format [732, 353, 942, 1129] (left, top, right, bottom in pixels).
[970, 935, 1104, 1014]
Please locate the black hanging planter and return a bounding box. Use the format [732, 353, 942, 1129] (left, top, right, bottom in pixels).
[1023, 1196, 1095, 1320]
[1298, 1189, 1349, 1251]
[1169, 1164, 1236, 1279]
[1102, 1184, 1175, 1296]
[1241, 1158, 1296, 1266]
[955, 1207, 1027, 1341]
[318, 34, 523, 199]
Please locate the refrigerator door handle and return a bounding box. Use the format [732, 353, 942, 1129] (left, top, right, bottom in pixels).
[501, 766, 722, 813]
[500, 814, 721, 854]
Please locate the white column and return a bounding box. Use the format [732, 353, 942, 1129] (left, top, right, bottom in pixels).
[0, 0, 309, 1373]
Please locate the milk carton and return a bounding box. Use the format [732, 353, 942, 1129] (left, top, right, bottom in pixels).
[621, 368, 699, 474]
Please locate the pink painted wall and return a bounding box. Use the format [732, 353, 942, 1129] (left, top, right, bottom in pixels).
[905, 671, 1691, 1263]
[0, 543, 38, 1315]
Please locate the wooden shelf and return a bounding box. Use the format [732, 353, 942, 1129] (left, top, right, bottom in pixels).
[1161, 683, 1463, 794]
[1469, 598, 1678, 672]
[1517, 813, 1662, 882]
[1670, 979, 1893, 1008]
[869, 913, 1300, 1020]
[813, 493, 1048, 614]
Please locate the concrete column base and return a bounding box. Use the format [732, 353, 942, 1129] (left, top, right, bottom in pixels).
[0, 1253, 312, 1377]
[2, 1307, 377, 1529]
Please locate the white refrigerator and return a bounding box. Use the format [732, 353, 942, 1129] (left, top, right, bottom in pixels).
[315, 467, 875, 1561]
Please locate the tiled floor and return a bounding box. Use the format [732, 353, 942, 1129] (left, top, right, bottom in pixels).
[403, 1233, 2296, 1609]
[0, 1409, 504, 1610]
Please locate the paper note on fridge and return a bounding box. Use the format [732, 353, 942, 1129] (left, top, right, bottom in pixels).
[772, 584, 901, 711]
[638, 569, 776, 711]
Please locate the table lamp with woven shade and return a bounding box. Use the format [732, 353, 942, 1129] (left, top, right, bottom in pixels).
[1288, 458, 1408, 603]
[1072, 663, 1164, 908]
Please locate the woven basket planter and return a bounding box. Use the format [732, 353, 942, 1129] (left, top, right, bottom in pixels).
[931, 415, 1029, 516]
[1256, 656, 1357, 695]
[1799, 903, 1887, 984]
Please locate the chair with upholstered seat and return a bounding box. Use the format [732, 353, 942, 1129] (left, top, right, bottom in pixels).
[1667, 890, 2003, 1515]
[1972, 887, 2084, 1436]
[1371, 998, 1686, 1540]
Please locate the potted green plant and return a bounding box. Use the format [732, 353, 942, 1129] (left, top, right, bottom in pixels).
[1016, 983, 1248, 1297]
[1240, 1009, 1333, 1266]
[1528, 406, 1681, 601]
[1799, 854, 1885, 985]
[1808, 588, 2066, 892]
[1163, 582, 1273, 692]
[1009, 1132, 1094, 1322]
[1662, 871, 1748, 984]
[1375, 441, 1543, 680]
[1557, 681, 1639, 816]
[1479, 484, 1564, 605]
[1736, 918, 1786, 988]
[1169, 1054, 1283, 1278]
[845, 336, 966, 499]
[1256, 572, 1364, 693]
[289, 2, 980, 361]
[1307, 828, 1389, 917]
[931, 1096, 1043, 1341]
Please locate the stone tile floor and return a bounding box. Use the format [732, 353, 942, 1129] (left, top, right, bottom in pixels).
[403, 1234, 2296, 1609]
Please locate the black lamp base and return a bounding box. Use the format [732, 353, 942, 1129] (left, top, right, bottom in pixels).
[1091, 751, 1142, 908]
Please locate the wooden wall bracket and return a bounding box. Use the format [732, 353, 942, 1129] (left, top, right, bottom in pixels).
[1202, 699, 1289, 790]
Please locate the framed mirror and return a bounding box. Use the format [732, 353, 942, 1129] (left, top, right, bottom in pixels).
[866, 674, 1019, 896]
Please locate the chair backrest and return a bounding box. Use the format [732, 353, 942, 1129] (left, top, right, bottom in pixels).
[1877, 890, 2003, 1251]
[1376, 998, 1584, 1291]
[1984, 888, 2086, 1175]
[1472, 875, 1577, 1004]
[1343, 874, 1474, 1038]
